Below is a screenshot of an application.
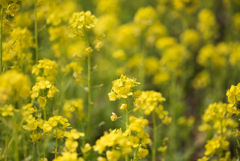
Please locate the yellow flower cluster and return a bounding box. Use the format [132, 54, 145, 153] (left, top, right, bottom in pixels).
[93, 129, 129, 157]
[199, 102, 237, 133]
[134, 90, 165, 114]
[108, 75, 140, 101]
[124, 116, 150, 151]
[53, 129, 85, 161]
[198, 102, 237, 160]
[94, 121, 150, 161]
[32, 59, 58, 82]
[31, 59, 59, 107]
[226, 83, 240, 115]
[69, 11, 98, 29]
[63, 99, 84, 119]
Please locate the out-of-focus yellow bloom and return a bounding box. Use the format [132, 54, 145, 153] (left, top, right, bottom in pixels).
[6, 2, 19, 16]
[81, 143, 92, 153]
[156, 37, 177, 50]
[0, 104, 16, 117]
[197, 9, 218, 40]
[94, 14, 119, 34]
[197, 44, 226, 68]
[95, 0, 119, 14]
[233, 13, 240, 31]
[192, 70, 211, 89]
[65, 139, 78, 152]
[30, 132, 41, 142]
[63, 99, 84, 119]
[115, 23, 138, 48]
[112, 49, 126, 60]
[153, 71, 170, 85]
[0, 70, 31, 103]
[64, 129, 85, 140]
[97, 156, 107, 161]
[145, 57, 159, 75]
[106, 150, 120, 161]
[37, 96, 47, 107]
[134, 6, 157, 30]
[180, 29, 200, 49]
[146, 21, 167, 45]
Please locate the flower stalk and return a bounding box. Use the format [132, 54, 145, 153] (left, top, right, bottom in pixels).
[34, 0, 38, 63]
[0, 5, 3, 74]
[152, 110, 157, 161]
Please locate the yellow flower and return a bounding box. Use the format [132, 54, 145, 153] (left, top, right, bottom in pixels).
[30, 133, 41, 142]
[97, 156, 107, 161]
[110, 112, 119, 121]
[109, 75, 140, 100]
[134, 6, 156, 30]
[65, 129, 85, 140]
[69, 11, 98, 29]
[81, 143, 92, 153]
[37, 96, 47, 107]
[6, 3, 19, 16]
[65, 139, 78, 152]
[106, 150, 120, 161]
[137, 148, 149, 159]
[120, 104, 127, 110]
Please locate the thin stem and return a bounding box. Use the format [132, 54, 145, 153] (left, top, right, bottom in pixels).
[219, 119, 223, 158]
[34, 0, 38, 63]
[152, 111, 157, 161]
[32, 142, 35, 161]
[37, 143, 40, 161]
[125, 98, 129, 161]
[133, 144, 140, 161]
[125, 98, 129, 128]
[5, 126, 8, 161]
[43, 108, 46, 158]
[0, 5, 3, 74]
[14, 117, 19, 161]
[84, 28, 92, 140]
[55, 129, 58, 158]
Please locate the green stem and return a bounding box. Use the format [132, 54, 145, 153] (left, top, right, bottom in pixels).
[14, 118, 19, 161]
[219, 119, 223, 158]
[33, 142, 35, 161]
[125, 98, 129, 161]
[37, 143, 40, 161]
[0, 5, 3, 74]
[34, 0, 38, 63]
[55, 129, 58, 158]
[125, 98, 129, 128]
[84, 28, 92, 140]
[133, 145, 140, 161]
[152, 111, 157, 161]
[43, 108, 46, 158]
[5, 126, 8, 161]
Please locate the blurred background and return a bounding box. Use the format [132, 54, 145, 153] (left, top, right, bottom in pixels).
[2, 0, 240, 160]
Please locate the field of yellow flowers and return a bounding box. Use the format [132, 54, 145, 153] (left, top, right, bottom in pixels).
[1, 0, 240, 161]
